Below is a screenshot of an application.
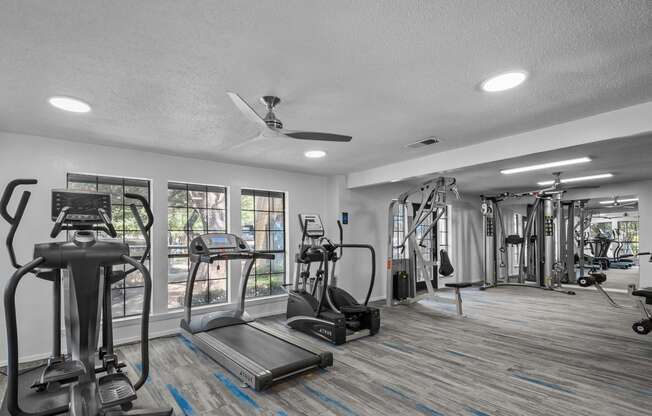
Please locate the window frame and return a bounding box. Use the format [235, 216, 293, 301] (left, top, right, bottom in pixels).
[617, 220, 640, 257]
[240, 187, 288, 299]
[66, 172, 151, 319]
[167, 181, 229, 310]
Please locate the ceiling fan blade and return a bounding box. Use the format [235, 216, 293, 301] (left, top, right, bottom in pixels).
[283, 130, 352, 142]
[227, 92, 269, 129]
[565, 185, 601, 190]
[221, 133, 268, 152]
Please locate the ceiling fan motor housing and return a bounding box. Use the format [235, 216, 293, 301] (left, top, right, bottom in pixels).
[262, 96, 283, 129]
[264, 111, 283, 129]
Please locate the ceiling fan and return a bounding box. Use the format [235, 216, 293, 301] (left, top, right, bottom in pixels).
[601, 196, 638, 209]
[226, 92, 352, 149]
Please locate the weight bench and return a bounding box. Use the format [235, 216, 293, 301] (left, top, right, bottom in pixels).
[445, 282, 472, 316]
[631, 287, 652, 335]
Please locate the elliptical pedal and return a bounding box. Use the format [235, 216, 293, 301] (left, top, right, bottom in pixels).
[97, 373, 137, 409]
[340, 305, 368, 314]
[31, 358, 86, 391]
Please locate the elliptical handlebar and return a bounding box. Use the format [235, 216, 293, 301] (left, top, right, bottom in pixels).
[121, 255, 152, 391]
[124, 193, 153, 275]
[1, 179, 37, 223]
[124, 193, 153, 231]
[337, 220, 343, 259]
[1, 179, 37, 269]
[334, 243, 376, 306]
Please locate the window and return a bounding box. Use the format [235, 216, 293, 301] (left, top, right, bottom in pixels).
[241, 189, 286, 298]
[618, 220, 639, 256]
[590, 221, 612, 237]
[392, 203, 406, 260]
[168, 182, 227, 309]
[415, 209, 435, 267]
[67, 174, 150, 318]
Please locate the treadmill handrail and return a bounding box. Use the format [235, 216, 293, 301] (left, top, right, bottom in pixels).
[183, 261, 201, 327]
[184, 247, 275, 326]
[205, 252, 275, 261]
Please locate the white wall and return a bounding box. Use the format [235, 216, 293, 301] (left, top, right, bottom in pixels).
[0, 131, 328, 362]
[324, 176, 484, 304]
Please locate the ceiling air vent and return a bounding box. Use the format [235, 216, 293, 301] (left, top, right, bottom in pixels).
[406, 137, 440, 149]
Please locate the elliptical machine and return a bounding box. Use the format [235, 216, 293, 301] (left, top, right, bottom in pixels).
[286, 214, 380, 345]
[1, 179, 172, 416]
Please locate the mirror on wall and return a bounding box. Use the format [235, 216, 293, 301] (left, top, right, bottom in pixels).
[577, 196, 640, 291]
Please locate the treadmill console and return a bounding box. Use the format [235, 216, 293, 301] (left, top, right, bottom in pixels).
[190, 233, 251, 257]
[51, 189, 112, 223]
[298, 214, 325, 238]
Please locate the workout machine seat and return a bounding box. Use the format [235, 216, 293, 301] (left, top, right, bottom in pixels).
[445, 283, 472, 289]
[632, 288, 652, 305]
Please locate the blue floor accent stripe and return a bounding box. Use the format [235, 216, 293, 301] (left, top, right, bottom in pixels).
[276, 411, 289, 416]
[465, 406, 491, 416]
[447, 350, 469, 358]
[511, 372, 574, 394]
[303, 383, 358, 416]
[383, 386, 444, 416]
[414, 403, 445, 416]
[640, 389, 652, 397]
[166, 384, 195, 416]
[214, 372, 261, 410]
[382, 341, 414, 353]
[178, 335, 199, 353]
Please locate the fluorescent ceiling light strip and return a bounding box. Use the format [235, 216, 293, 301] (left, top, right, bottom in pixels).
[500, 157, 591, 174]
[599, 198, 638, 204]
[537, 173, 613, 186]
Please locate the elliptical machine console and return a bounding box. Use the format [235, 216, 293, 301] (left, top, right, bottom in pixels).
[286, 213, 380, 345]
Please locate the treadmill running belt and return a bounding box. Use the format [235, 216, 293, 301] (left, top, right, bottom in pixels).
[206, 325, 321, 378]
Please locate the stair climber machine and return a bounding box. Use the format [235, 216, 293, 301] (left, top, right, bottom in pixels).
[285, 214, 380, 345]
[180, 232, 332, 391]
[0, 179, 172, 416]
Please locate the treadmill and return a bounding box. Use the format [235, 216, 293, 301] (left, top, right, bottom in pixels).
[180, 232, 333, 391]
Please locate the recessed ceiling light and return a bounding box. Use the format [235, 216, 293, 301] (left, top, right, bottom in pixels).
[481, 71, 528, 92]
[304, 150, 326, 159]
[390, 179, 401, 183]
[599, 198, 638, 204]
[48, 96, 91, 113]
[537, 173, 613, 186]
[501, 157, 591, 174]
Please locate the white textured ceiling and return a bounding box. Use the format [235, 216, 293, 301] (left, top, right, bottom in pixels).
[1, 1, 651, 174]
[434, 133, 652, 194]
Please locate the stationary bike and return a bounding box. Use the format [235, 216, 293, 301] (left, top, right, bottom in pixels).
[286, 214, 380, 345]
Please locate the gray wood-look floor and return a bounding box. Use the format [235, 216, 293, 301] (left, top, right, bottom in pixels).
[2, 286, 652, 415]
